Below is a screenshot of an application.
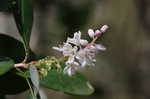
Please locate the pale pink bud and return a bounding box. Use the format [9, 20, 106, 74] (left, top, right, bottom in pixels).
[95, 44, 106, 51]
[88, 29, 95, 38]
[80, 40, 89, 46]
[95, 29, 102, 36]
[100, 25, 109, 33]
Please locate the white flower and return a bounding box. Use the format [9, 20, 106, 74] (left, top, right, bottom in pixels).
[88, 29, 95, 38]
[76, 48, 96, 68]
[62, 43, 78, 56]
[64, 60, 79, 76]
[53, 43, 78, 57]
[66, 55, 75, 64]
[53, 25, 108, 76]
[67, 31, 81, 46]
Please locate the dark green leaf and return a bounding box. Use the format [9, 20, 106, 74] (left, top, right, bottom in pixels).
[13, 0, 33, 49]
[40, 70, 94, 95]
[0, 34, 29, 94]
[17, 57, 94, 95]
[0, 34, 25, 62]
[0, 71, 29, 95]
[0, 58, 14, 76]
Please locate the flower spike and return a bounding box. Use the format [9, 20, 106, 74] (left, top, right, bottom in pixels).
[53, 25, 108, 76]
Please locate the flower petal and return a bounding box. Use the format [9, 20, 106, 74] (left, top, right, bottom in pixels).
[80, 39, 89, 46]
[52, 47, 63, 52]
[95, 44, 106, 51]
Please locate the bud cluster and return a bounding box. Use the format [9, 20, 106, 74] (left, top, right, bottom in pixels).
[35, 57, 62, 77]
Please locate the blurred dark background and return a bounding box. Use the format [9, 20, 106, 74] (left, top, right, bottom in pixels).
[1, 0, 150, 99]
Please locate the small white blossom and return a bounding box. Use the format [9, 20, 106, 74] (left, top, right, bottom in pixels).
[66, 31, 81, 46]
[62, 43, 77, 56]
[53, 25, 108, 76]
[64, 61, 79, 76]
[53, 43, 78, 57]
[88, 29, 95, 38]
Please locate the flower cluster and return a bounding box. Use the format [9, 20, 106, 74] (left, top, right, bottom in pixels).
[53, 25, 109, 76]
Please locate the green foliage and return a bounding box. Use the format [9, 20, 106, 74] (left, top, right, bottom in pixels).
[0, 34, 28, 94]
[0, 71, 29, 94]
[0, 34, 25, 62]
[0, 58, 14, 75]
[13, 0, 33, 50]
[34, 57, 94, 95]
[40, 70, 94, 95]
[35, 58, 94, 95]
[17, 58, 94, 96]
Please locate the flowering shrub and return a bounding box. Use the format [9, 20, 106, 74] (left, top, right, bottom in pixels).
[0, 0, 109, 99]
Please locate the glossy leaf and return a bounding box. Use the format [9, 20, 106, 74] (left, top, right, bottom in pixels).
[17, 57, 94, 95]
[0, 71, 29, 94]
[13, 0, 33, 49]
[0, 58, 14, 76]
[40, 70, 94, 95]
[0, 34, 25, 62]
[0, 34, 29, 94]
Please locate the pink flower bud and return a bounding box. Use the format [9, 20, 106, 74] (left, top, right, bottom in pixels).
[95, 44, 106, 51]
[80, 40, 88, 46]
[95, 29, 102, 36]
[88, 29, 95, 38]
[100, 25, 109, 33]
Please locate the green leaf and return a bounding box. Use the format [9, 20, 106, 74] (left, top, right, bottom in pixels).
[0, 34, 29, 94]
[17, 57, 94, 95]
[0, 34, 25, 62]
[0, 58, 14, 76]
[0, 0, 13, 12]
[13, 0, 33, 49]
[40, 70, 94, 95]
[0, 71, 29, 95]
